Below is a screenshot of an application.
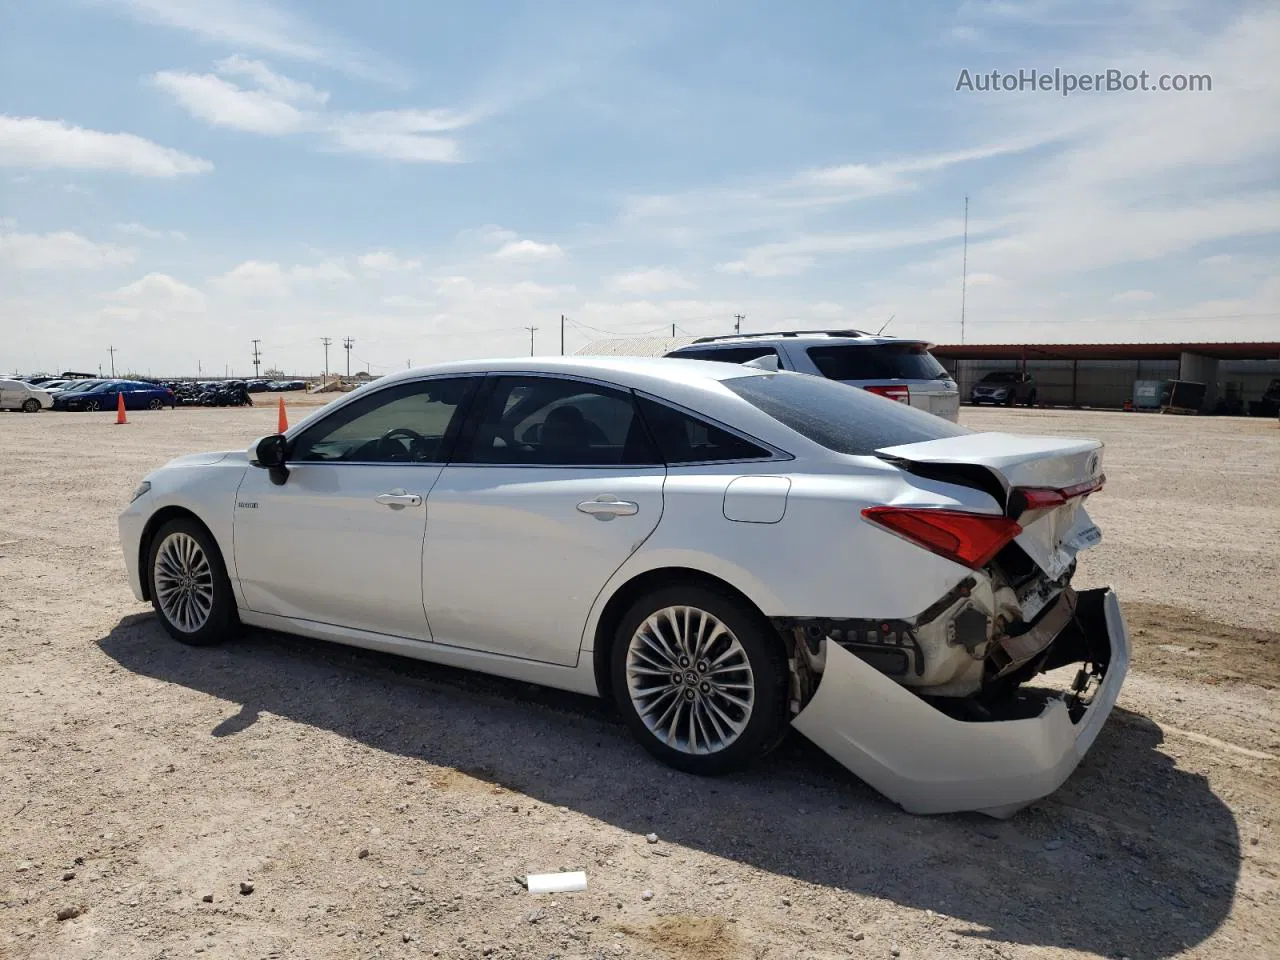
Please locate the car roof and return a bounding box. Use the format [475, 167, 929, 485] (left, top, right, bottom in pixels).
[373, 356, 763, 391]
[670, 333, 932, 349]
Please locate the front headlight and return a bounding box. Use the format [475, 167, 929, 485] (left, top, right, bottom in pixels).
[993, 389, 1008, 397]
[130, 481, 151, 503]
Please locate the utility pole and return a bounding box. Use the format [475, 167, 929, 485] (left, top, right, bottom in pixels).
[343, 337, 354, 376]
[525, 326, 538, 356]
[560, 315, 565, 356]
[251, 339, 261, 378]
[107, 345, 117, 377]
[733, 314, 745, 335]
[321, 337, 332, 382]
[960, 194, 969, 345]
[671, 323, 676, 337]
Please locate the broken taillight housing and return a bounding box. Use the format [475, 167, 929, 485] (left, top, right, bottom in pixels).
[861, 506, 1022, 569]
[863, 384, 910, 403]
[1010, 475, 1105, 513]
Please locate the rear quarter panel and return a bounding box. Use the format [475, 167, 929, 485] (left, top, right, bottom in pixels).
[583, 460, 992, 651]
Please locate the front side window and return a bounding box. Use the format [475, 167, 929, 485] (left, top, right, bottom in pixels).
[291, 377, 476, 463]
[459, 376, 657, 466]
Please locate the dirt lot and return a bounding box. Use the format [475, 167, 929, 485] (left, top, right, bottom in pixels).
[2, 404, 1277, 960]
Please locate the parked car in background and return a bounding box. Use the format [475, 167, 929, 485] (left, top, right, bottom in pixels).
[247, 380, 273, 392]
[0, 378, 54, 412]
[36, 379, 73, 394]
[53, 379, 175, 411]
[970, 371, 1037, 407]
[664, 331, 960, 422]
[1247, 378, 1280, 418]
[119, 356, 1125, 817]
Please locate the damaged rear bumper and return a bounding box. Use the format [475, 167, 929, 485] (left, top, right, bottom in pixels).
[790, 587, 1130, 818]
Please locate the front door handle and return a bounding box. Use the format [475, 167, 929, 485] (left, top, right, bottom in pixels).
[375, 489, 423, 508]
[577, 495, 639, 520]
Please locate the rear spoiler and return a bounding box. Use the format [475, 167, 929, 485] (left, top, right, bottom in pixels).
[877, 455, 1105, 520]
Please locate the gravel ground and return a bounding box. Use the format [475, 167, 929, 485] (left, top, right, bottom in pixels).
[1, 404, 1276, 960]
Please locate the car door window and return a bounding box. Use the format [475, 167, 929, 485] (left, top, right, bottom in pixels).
[459, 376, 658, 466]
[291, 377, 476, 464]
[636, 396, 773, 463]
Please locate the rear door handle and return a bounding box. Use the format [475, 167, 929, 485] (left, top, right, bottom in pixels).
[577, 495, 639, 520]
[375, 489, 423, 508]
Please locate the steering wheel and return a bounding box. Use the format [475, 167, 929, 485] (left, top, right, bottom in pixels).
[379, 426, 429, 461]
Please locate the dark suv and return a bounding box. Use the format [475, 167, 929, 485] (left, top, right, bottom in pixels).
[969, 371, 1036, 407]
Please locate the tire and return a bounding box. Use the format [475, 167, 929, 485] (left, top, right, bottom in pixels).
[147, 518, 238, 646]
[85, 399, 101, 412]
[1026, 391, 1037, 408]
[1004, 393, 1015, 407]
[148, 398, 163, 410]
[611, 584, 788, 776]
[21, 398, 40, 413]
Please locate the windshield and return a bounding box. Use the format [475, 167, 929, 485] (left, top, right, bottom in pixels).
[806, 343, 948, 381]
[724, 373, 970, 456]
[63, 381, 101, 393]
[980, 372, 1019, 383]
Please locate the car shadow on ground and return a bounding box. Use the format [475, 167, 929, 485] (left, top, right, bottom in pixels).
[99, 613, 1239, 959]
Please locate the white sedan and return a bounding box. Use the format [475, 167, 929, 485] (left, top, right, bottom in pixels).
[118, 357, 1129, 817]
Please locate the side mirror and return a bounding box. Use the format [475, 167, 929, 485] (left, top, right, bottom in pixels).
[249, 434, 290, 485]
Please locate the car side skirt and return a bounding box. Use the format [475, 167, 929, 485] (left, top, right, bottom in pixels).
[238, 610, 602, 697]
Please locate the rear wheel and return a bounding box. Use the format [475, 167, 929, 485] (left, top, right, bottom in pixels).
[611, 585, 788, 775]
[147, 518, 237, 646]
[21, 398, 39, 413]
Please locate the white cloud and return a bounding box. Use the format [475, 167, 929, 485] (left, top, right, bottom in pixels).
[1112, 289, 1156, 303]
[356, 251, 420, 273]
[96, 0, 402, 84]
[0, 227, 135, 270]
[608, 267, 695, 294]
[292, 259, 352, 283]
[0, 115, 211, 177]
[492, 239, 565, 262]
[152, 61, 466, 161]
[209, 260, 289, 296]
[214, 55, 328, 105]
[115, 222, 187, 241]
[105, 272, 205, 309]
[153, 70, 309, 135]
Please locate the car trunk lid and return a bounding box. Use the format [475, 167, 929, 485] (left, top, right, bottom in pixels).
[874, 432, 1105, 578]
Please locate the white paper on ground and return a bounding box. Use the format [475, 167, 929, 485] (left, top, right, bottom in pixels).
[526, 871, 588, 894]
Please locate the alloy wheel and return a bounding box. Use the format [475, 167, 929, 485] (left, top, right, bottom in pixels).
[154, 532, 215, 633]
[625, 605, 756, 755]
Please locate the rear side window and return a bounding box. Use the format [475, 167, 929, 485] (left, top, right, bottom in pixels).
[807, 343, 947, 381]
[636, 396, 772, 464]
[724, 373, 969, 456]
[669, 346, 780, 364]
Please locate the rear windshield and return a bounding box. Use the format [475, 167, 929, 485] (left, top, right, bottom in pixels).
[807, 343, 948, 381]
[724, 373, 969, 456]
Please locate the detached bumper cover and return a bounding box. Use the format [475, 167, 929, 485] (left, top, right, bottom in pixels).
[791, 587, 1129, 818]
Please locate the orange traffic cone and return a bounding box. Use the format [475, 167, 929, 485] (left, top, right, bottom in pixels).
[277, 395, 288, 433]
[115, 392, 128, 424]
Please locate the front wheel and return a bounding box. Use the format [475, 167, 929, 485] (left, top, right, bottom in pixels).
[1026, 391, 1037, 408]
[21, 398, 40, 413]
[148, 398, 163, 410]
[148, 518, 238, 646]
[84, 399, 101, 412]
[611, 585, 788, 775]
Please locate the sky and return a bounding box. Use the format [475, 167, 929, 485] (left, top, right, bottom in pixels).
[1, 0, 1277, 377]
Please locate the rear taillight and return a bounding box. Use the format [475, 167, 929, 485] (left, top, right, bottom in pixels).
[1012, 475, 1105, 511]
[863, 384, 910, 403]
[862, 506, 1022, 569]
